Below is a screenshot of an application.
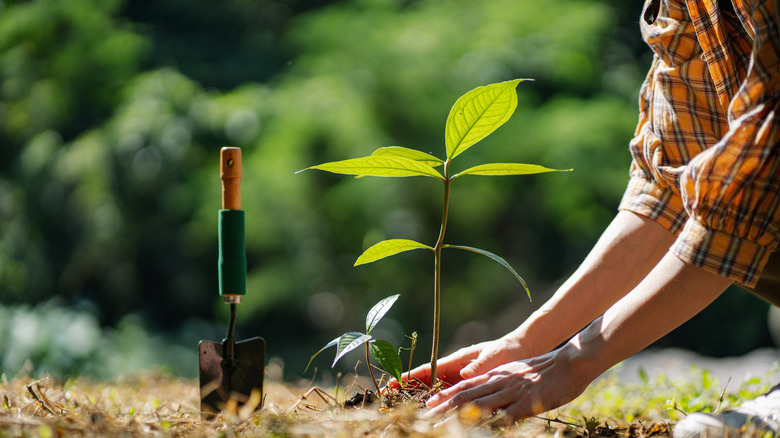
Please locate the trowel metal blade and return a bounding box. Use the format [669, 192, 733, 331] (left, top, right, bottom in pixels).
[199, 336, 266, 415]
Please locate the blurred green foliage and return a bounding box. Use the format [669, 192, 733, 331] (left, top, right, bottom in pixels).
[0, 0, 771, 378]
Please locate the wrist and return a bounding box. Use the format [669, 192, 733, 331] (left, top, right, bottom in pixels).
[494, 332, 532, 361]
[505, 306, 563, 358]
[557, 329, 612, 391]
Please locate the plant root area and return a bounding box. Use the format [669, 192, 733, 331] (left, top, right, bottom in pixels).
[0, 369, 771, 437]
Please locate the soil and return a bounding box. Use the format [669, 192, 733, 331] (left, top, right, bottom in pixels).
[2, 348, 778, 437]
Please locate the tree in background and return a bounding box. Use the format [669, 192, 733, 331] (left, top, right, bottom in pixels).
[1, 0, 766, 378]
[0, 0, 149, 310]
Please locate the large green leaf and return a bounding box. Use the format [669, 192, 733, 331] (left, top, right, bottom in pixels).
[304, 335, 341, 373]
[366, 294, 400, 334]
[369, 339, 404, 383]
[445, 79, 528, 160]
[444, 244, 531, 300]
[371, 146, 444, 167]
[355, 239, 433, 266]
[333, 332, 373, 367]
[452, 163, 571, 180]
[298, 156, 443, 179]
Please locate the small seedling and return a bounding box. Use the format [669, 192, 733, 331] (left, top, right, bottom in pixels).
[299, 79, 571, 385]
[306, 294, 404, 395]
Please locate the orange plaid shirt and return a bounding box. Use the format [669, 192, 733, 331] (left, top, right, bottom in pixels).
[620, 0, 780, 287]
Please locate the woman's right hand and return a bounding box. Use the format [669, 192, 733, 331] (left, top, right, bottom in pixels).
[394, 336, 532, 389]
[459, 336, 531, 379]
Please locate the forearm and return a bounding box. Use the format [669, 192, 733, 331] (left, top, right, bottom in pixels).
[564, 251, 733, 385]
[506, 211, 676, 357]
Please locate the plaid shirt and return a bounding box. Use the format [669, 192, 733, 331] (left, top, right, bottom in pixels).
[620, 0, 780, 287]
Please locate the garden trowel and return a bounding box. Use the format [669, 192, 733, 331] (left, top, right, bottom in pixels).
[199, 147, 265, 416]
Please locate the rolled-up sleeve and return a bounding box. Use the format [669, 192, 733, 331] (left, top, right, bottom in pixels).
[619, 57, 691, 236]
[620, 0, 727, 247]
[619, 0, 780, 288]
[673, 0, 780, 287]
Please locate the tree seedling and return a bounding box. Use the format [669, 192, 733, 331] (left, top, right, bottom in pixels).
[299, 79, 571, 386]
[306, 294, 404, 396]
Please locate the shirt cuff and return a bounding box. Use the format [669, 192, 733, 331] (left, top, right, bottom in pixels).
[671, 218, 772, 288]
[618, 176, 688, 235]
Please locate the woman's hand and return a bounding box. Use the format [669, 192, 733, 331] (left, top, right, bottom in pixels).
[458, 336, 531, 379]
[394, 336, 532, 389]
[425, 251, 734, 424]
[425, 347, 587, 424]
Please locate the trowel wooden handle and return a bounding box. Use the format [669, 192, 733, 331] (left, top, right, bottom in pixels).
[221, 147, 242, 210]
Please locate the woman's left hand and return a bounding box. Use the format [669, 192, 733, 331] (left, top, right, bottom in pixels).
[424, 347, 588, 424]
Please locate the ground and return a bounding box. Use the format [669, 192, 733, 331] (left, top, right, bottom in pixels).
[1, 349, 778, 437]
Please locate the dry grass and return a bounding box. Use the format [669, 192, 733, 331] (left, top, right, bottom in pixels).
[1, 367, 760, 438]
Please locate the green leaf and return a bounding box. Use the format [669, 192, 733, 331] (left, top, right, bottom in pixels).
[444, 244, 531, 301]
[452, 163, 572, 180]
[371, 147, 444, 167]
[298, 156, 443, 179]
[305, 335, 341, 373]
[445, 79, 529, 160]
[333, 332, 373, 367]
[366, 294, 400, 334]
[355, 239, 434, 266]
[369, 340, 404, 383]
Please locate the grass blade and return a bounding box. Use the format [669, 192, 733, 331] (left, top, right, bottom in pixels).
[444, 244, 531, 300]
[355, 239, 434, 266]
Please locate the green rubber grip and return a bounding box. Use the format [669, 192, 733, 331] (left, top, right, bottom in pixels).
[218, 209, 246, 296]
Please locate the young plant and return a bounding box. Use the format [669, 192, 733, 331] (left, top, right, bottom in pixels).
[299, 79, 570, 385]
[306, 294, 404, 395]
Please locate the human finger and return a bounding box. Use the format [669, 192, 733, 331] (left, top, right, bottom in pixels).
[501, 394, 547, 423]
[460, 346, 504, 379]
[427, 361, 544, 420]
[461, 338, 530, 379]
[397, 343, 484, 388]
[425, 374, 494, 412]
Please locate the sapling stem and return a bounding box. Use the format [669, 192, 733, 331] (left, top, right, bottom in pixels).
[365, 343, 382, 395]
[430, 161, 452, 386]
